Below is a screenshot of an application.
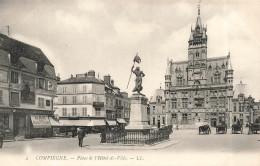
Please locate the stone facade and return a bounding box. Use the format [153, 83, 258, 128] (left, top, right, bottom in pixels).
[231, 81, 260, 126]
[0, 33, 57, 139]
[165, 6, 233, 128]
[56, 70, 105, 122]
[149, 88, 168, 129]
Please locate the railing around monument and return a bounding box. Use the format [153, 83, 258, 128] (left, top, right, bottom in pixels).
[105, 125, 173, 145]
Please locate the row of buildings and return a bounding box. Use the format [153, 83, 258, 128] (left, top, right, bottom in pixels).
[0, 33, 130, 139]
[54, 72, 130, 134]
[148, 6, 260, 129]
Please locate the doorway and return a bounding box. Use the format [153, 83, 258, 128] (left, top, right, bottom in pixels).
[211, 118, 216, 127]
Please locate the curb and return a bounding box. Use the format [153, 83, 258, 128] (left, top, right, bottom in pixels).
[3, 136, 69, 142]
[87, 139, 180, 150]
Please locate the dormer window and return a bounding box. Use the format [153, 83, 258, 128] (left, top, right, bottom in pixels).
[10, 54, 19, 66]
[37, 61, 45, 73]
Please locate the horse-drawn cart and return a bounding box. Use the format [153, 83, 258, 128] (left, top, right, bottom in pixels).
[248, 123, 260, 134]
[199, 125, 211, 135]
[216, 123, 227, 134]
[231, 123, 243, 134]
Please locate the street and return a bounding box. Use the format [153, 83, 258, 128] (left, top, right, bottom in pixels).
[0, 128, 259, 166]
[0, 128, 259, 153]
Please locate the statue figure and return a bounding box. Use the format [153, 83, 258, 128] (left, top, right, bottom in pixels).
[131, 65, 145, 93]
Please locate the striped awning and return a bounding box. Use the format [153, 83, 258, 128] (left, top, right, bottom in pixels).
[87, 120, 106, 126]
[117, 118, 126, 124]
[59, 120, 90, 126]
[106, 120, 117, 126]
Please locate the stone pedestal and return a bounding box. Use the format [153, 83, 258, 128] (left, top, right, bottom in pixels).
[125, 93, 151, 130]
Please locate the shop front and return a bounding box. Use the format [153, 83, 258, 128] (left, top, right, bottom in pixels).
[12, 109, 53, 139]
[0, 107, 14, 140]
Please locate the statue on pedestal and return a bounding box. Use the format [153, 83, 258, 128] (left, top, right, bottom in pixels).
[126, 53, 145, 94]
[131, 65, 145, 93]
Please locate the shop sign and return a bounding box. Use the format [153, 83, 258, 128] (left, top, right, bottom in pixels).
[30, 115, 51, 128]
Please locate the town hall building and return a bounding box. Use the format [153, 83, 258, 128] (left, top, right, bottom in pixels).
[165, 5, 234, 128]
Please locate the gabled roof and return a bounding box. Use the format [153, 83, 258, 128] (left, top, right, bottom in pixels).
[233, 81, 249, 98]
[0, 33, 53, 66]
[58, 76, 104, 85]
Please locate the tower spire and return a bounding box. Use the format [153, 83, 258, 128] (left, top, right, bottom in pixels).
[198, 1, 200, 16]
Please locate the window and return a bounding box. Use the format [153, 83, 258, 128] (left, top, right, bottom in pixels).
[162, 117, 165, 125]
[172, 114, 177, 124]
[110, 99, 113, 106]
[82, 108, 87, 116]
[62, 87, 67, 93]
[11, 71, 19, 83]
[211, 97, 217, 108]
[205, 114, 209, 120]
[214, 74, 221, 84]
[195, 98, 204, 108]
[63, 96, 67, 104]
[38, 97, 44, 108]
[177, 77, 182, 85]
[0, 70, 8, 83]
[46, 100, 50, 106]
[36, 78, 45, 89]
[83, 86, 87, 93]
[119, 100, 121, 106]
[116, 99, 118, 106]
[239, 103, 244, 112]
[72, 96, 77, 104]
[182, 113, 188, 124]
[219, 97, 225, 107]
[171, 99, 177, 108]
[72, 108, 77, 116]
[182, 98, 188, 108]
[73, 86, 76, 93]
[83, 96, 87, 104]
[95, 108, 101, 116]
[11, 92, 20, 106]
[106, 97, 108, 105]
[62, 108, 67, 116]
[153, 117, 155, 125]
[0, 90, 3, 103]
[233, 104, 236, 112]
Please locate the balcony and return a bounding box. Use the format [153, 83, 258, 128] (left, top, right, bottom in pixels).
[93, 102, 104, 107]
[68, 113, 80, 118]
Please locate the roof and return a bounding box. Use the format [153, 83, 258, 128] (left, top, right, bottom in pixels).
[150, 89, 166, 103]
[58, 76, 104, 85]
[233, 81, 249, 98]
[0, 33, 53, 66]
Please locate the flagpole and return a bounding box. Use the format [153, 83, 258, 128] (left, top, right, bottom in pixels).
[126, 62, 135, 89]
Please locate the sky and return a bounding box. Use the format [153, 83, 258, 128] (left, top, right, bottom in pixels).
[0, 0, 259, 101]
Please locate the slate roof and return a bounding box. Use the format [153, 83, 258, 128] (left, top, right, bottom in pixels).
[58, 76, 104, 85]
[0, 33, 53, 66]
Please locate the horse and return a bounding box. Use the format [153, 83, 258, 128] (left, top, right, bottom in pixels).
[199, 125, 211, 135]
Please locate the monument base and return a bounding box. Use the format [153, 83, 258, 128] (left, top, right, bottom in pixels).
[125, 93, 151, 131]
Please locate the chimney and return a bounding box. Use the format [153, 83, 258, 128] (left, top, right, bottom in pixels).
[103, 75, 111, 86]
[111, 79, 114, 86]
[56, 74, 61, 81]
[88, 70, 95, 77]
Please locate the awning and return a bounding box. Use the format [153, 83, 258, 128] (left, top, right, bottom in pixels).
[106, 120, 117, 126]
[30, 115, 51, 128]
[117, 118, 126, 124]
[59, 120, 90, 126]
[49, 117, 62, 126]
[87, 120, 106, 126]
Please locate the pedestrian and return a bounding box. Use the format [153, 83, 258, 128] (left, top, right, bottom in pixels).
[77, 127, 86, 147]
[0, 131, 5, 149]
[100, 129, 106, 143]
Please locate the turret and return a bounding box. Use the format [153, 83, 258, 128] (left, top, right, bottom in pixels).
[165, 58, 172, 90]
[226, 52, 234, 97]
